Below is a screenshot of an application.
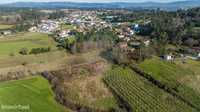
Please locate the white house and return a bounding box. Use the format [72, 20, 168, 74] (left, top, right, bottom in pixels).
[59, 30, 70, 38]
[1, 30, 12, 35]
[28, 26, 37, 32]
[118, 35, 125, 39]
[144, 40, 150, 46]
[164, 55, 173, 61]
[198, 53, 200, 58]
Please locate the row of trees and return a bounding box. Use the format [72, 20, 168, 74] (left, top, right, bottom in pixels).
[19, 47, 51, 55]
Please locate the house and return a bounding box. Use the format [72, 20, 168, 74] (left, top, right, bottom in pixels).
[1, 30, 12, 35]
[58, 30, 70, 38]
[144, 40, 150, 46]
[133, 24, 140, 33]
[163, 55, 173, 61]
[118, 35, 125, 39]
[198, 53, 200, 58]
[28, 26, 37, 32]
[37, 20, 59, 34]
[119, 42, 128, 49]
[118, 42, 135, 53]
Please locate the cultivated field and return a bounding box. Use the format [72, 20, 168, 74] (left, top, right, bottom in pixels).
[0, 76, 69, 112]
[0, 24, 14, 30]
[138, 57, 200, 110]
[0, 32, 57, 58]
[0, 51, 67, 68]
[104, 66, 197, 112]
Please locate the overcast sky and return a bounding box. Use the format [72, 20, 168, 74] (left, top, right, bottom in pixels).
[0, 0, 190, 4]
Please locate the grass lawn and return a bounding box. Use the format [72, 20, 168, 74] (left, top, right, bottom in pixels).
[0, 76, 68, 112]
[0, 32, 57, 57]
[0, 24, 14, 30]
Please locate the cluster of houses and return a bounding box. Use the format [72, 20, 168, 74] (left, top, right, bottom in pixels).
[0, 30, 12, 38]
[26, 9, 200, 62]
[29, 20, 59, 34]
[62, 10, 111, 32]
[29, 10, 111, 41]
[0, 30, 12, 35]
[161, 47, 200, 61]
[115, 22, 151, 55]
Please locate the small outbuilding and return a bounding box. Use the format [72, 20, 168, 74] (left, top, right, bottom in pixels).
[161, 55, 174, 61]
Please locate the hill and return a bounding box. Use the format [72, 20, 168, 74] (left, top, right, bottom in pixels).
[1, 0, 200, 11]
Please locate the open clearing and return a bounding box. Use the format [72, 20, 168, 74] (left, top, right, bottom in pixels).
[0, 32, 57, 57]
[0, 76, 69, 112]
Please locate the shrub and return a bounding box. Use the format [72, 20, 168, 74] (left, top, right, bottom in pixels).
[9, 52, 15, 56]
[29, 47, 51, 55]
[19, 48, 28, 55]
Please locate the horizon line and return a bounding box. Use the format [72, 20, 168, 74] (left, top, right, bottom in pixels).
[0, 0, 192, 4]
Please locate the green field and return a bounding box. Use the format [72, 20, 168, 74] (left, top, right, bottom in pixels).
[104, 66, 197, 112]
[175, 59, 200, 93]
[0, 76, 68, 112]
[138, 57, 200, 110]
[0, 24, 14, 30]
[139, 57, 194, 88]
[0, 32, 57, 57]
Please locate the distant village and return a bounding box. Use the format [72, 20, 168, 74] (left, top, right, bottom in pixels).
[1, 9, 200, 61]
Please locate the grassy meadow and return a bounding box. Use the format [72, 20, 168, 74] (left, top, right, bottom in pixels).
[138, 57, 194, 87]
[0, 76, 68, 112]
[175, 59, 200, 93]
[0, 32, 57, 58]
[0, 51, 67, 68]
